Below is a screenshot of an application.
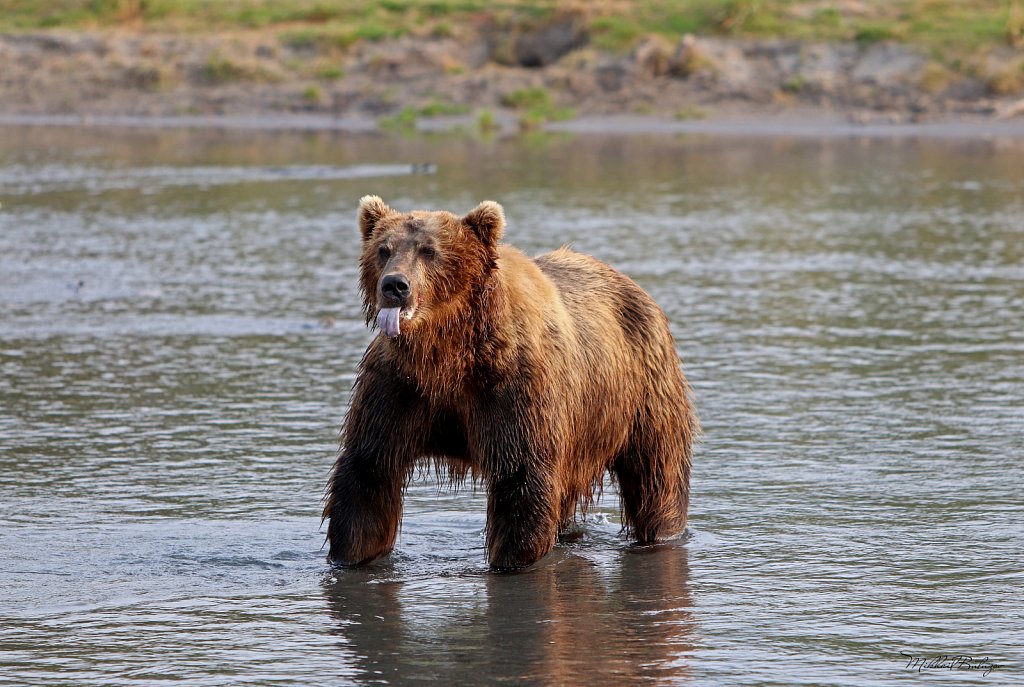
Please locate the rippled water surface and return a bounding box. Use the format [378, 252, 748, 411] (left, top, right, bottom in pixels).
[2, 125, 1022, 686]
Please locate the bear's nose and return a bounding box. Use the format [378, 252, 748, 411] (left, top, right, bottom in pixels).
[380, 273, 411, 302]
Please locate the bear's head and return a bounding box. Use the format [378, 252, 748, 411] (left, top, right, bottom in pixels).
[357, 195, 505, 338]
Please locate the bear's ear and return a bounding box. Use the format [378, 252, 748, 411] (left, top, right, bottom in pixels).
[462, 200, 505, 248]
[358, 195, 396, 242]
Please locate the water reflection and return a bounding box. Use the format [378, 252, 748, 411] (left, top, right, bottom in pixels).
[322, 543, 695, 685]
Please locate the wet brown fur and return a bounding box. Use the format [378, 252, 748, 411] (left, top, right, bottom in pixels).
[324, 196, 699, 570]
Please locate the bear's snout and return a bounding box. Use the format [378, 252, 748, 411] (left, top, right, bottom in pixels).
[380, 273, 411, 305]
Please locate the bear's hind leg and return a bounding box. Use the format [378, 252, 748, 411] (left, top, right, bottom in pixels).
[613, 428, 691, 544]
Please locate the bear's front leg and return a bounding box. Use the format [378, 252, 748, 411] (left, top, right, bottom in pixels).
[473, 393, 561, 569]
[324, 368, 425, 566]
[485, 462, 560, 570]
[325, 448, 408, 566]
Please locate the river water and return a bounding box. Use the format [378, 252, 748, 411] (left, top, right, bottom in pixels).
[1, 124, 1021, 686]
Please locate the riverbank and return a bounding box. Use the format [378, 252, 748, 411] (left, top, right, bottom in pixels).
[5, 111, 1024, 142]
[2, 3, 1024, 129]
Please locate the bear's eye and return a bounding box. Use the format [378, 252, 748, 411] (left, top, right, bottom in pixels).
[377, 245, 391, 261]
[419, 246, 437, 259]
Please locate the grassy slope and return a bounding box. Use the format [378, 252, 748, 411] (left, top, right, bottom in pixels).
[0, 1, 1021, 54]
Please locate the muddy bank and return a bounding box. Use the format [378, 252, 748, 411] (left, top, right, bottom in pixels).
[2, 25, 1024, 124]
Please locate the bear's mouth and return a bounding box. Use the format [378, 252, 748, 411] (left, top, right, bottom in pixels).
[375, 306, 414, 338]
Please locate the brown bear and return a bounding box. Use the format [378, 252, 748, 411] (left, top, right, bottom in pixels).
[324, 196, 699, 570]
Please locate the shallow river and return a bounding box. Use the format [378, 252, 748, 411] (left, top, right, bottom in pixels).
[1, 125, 1022, 686]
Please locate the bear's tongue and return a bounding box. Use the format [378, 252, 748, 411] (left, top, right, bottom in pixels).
[376, 307, 401, 337]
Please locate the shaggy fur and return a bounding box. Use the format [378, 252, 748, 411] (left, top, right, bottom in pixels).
[324, 196, 699, 569]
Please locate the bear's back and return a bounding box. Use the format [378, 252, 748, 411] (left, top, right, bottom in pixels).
[533, 247, 671, 353]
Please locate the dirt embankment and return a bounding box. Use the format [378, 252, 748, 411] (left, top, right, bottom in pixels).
[3, 13, 1024, 124]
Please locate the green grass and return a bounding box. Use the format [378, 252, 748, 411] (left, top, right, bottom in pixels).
[379, 105, 419, 131]
[314, 64, 344, 80]
[0, 0, 489, 31]
[279, 26, 361, 52]
[355, 22, 403, 41]
[500, 86, 552, 110]
[0, 0, 1019, 60]
[854, 23, 898, 45]
[675, 105, 709, 120]
[200, 52, 279, 83]
[501, 86, 575, 125]
[301, 85, 322, 102]
[417, 100, 470, 116]
[202, 54, 246, 83]
[782, 74, 806, 92]
[379, 100, 471, 130]
[591, 15, 643, 52]
[476, 108, 499, 133]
